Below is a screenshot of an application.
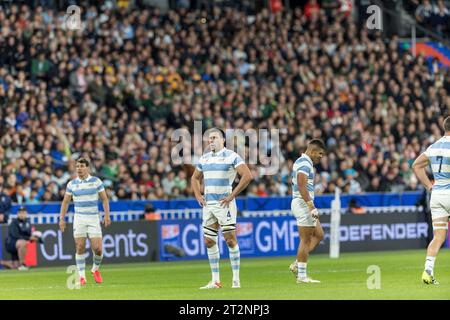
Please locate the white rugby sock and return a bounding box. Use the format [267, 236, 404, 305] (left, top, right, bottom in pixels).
[92, 254, 103, 272]
[207, 245, 220, 282]
[228, 244, 240, 282]
[75, 254, 86, 278]
[425, 256, 436, 275]
[297, 262, 307, 278]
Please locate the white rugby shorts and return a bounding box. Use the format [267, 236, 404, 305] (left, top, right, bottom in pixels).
[202, 200, 237, 232]
[291, 197, 317, 227]
[73, 214, 102, 238]
[430, 192, 450, 220]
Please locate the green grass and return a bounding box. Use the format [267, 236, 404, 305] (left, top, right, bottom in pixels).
[0, 249, 449, 299]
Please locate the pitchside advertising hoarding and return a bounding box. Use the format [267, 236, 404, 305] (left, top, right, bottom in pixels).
[0, 213, 447, 267]
[159, 212, 443, 261]
[0, 221, 159, 267]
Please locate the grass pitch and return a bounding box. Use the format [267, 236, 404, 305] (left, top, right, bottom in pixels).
[0, 249, 448, 300]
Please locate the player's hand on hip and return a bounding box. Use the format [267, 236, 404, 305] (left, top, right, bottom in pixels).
[219, 195, 234, 208]
[59, 220, 66, 232]
[310, 208, 319, 221]
[196, 196, 207, 207]
[103, 215, 111, 227]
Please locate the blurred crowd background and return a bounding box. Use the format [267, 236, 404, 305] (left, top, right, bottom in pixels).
[0, 0, 449, 207]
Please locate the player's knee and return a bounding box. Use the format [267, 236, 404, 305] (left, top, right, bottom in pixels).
[203, 226, 218, 247]
[75, 244, 85, 254]
[432, 223, 448, 242]
[16, 240, 26, 249]
[204, 237, 216, 248]
[301, 237, 312, 246]
[433, 233, 447, 243]
[225, 237, 236, 248]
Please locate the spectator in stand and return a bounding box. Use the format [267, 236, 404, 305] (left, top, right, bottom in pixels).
[247, 185, 259, 197]
[143, 203, 160, 220]
[304, 0, 320, 21]
[162, 172, 176, 196]
[0, 184, 12, 224]
[174, 170, 188, 194]
[256, 182, 269, 197]
[431, 0, 450, 37]
[415, 0, 435, 29]
[0, 2, 447, 204]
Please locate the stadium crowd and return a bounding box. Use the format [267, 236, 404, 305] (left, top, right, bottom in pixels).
[0, 1, 449, 205]
[404, 0, 450, 38]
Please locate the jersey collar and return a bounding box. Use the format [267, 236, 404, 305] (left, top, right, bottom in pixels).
[302, 153, 313, 165]
[77, 174, 92, 182]
[212, 147, 227, 157]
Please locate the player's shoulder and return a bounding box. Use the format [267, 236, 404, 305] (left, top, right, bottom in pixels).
[67, 178, 78, 186]
[223, 148, 241, 159]
[89, 176, 103, 183]
[295, 155, 313, 166]
[199, 151, 213, 161]
[430, 136, 450, 148]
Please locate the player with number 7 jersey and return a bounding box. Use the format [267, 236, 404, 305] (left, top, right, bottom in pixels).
[412, 117, 450, 285]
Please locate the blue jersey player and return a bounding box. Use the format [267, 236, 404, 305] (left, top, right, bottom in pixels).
[191, 128, 253, 289]
[289, 139, 326, 283]
[413, 116, 450, 285]
[59, 157, 111, 286]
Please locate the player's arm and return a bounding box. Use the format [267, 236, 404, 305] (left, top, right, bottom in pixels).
[412, 153, 433, 191]
[230, 164, 253, 199]
[219, 164, 253, 208]
[99, 190, 111, 227]
[59, 193, 72, 232]
[191, 169, 206, 207]
[297, 171, 319, 220]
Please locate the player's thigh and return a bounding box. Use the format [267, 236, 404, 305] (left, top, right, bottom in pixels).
[90, 237, 103, 252]
[73, 216, 88, 238]
[217, 200, 237, 234]
[15, 239, 27, 249]
[431, 215, 449, 241]
[74, 237, 86, 251]
[202, 206, 220, 245]
[202, 205, 219, 230]
[292, 198, 316, 227]
[313, 220, 324, 239]
[298, 225, 315, 241]
[430, 193, 450, 220]
[87, 218, 102, 239]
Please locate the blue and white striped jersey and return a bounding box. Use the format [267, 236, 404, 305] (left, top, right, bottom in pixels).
[65, 175, 105, 216]
[424, 136, 450, 192]
[196, 148, 244, 204]
[292, 153, 315, 199]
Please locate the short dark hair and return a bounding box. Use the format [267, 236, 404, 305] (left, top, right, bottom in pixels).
[444, 116, 450, 132]
[308, 139, 326, 151]
[209, 127, 225, 139]
[76, 157, 90, 167]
